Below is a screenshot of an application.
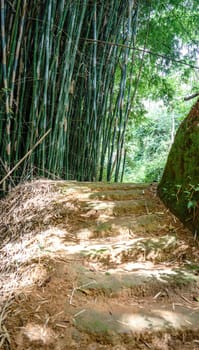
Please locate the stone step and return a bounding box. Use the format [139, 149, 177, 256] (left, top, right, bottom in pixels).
[79, 182, 150, 192]
[75, 213, 177, 240]
[77, 234, 181, 264]
[82, 199, 157, 217]
[74, 264, 199, 298]
[73, 303, 199, 348]
[88, 189, 147, 201]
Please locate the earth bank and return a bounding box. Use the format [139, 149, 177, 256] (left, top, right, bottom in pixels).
[158, 98, 199, 236]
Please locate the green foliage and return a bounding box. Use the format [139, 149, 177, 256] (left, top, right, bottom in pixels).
[183, 184, 199, 213]
[122, 0, 199, 183]
[124, 103, 170, 182]
[124, 76, 195, 183]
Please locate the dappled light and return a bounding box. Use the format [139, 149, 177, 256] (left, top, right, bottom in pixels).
[119, 308, 193, 331]
[17, 323, 56, 346]
[0, 0, 199, 348]
[0, 180, 199, 349]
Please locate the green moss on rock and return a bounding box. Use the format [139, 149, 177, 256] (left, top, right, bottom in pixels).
[158, 99, 199, 236]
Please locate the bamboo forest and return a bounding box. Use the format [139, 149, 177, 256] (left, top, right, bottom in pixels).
[0, 0, 197, 187]
[0, 1, 199, 350]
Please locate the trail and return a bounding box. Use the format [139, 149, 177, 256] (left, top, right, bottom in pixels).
[0, 180, 199, 350]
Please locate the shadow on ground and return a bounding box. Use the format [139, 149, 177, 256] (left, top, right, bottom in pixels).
[0, 179, 199, 350]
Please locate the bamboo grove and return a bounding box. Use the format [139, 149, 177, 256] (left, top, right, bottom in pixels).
[0, 0, 139, 191]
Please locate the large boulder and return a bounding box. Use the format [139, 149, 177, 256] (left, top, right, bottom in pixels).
[158, 98, 199, 237]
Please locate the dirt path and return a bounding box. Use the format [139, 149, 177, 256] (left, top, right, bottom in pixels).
[0, 180, 199, 350]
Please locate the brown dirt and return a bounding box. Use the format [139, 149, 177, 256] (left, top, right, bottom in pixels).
[0, 179, 199, 350]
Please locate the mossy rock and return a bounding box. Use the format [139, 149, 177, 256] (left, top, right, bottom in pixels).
[158, 98, 199, 236]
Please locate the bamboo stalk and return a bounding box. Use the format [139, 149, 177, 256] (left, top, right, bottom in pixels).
[0, 0, 11, 171]
[0, 129, 51, 186]
[0, 0, 139, 188]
